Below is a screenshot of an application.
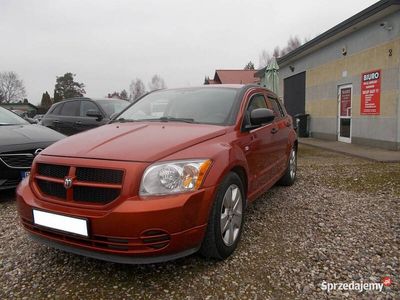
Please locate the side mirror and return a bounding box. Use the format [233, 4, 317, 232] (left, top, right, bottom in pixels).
[247, 108, 275, 128]
[86, 109, 103, 121]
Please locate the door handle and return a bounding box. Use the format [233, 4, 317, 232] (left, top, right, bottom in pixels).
[271, 127, 278, 134]
[53, 120, 60, 123]
[75, 121, 82, 125]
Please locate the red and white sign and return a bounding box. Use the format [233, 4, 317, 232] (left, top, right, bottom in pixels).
[361, 70, 381, 115]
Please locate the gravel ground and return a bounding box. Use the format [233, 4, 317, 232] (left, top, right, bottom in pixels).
[0, 144, 399, 299]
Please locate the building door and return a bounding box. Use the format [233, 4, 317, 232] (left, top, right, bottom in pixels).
[283, 72, 306, 119]
[338, 85, 352, 143]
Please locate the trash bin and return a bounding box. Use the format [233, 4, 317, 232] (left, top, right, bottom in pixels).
[294, 113, 310, 137]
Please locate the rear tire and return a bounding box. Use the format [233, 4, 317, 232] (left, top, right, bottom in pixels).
[199, 172, 245, 260]
[278, 145, 297, 186]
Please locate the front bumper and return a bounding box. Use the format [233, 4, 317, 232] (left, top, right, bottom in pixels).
[16, 178, 217, 263]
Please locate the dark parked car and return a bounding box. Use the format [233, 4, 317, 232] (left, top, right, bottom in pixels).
[17, 85, 297, 263]
[41, 97, 130, 135]
[0, 107, 65, 190]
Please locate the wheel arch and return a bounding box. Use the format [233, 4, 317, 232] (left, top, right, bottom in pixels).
[230, 165, 248, 201]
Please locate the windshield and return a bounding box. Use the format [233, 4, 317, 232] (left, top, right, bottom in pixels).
[0, 107, 29, 125]
[97, 100, 130, 117]
[116, 88, 238, 125]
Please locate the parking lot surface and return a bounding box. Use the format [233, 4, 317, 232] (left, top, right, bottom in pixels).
[0, 145, 399, 299]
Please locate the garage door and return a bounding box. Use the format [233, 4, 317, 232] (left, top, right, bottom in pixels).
[283, 72, 306, 118]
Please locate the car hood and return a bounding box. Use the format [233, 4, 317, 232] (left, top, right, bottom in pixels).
[42, 122, 227, 162]
[0, 124, 65, 153]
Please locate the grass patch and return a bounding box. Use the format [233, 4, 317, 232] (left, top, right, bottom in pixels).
[318, 163, 400, 196]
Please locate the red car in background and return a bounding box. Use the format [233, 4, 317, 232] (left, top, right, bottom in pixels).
[17, 85, 297, 264]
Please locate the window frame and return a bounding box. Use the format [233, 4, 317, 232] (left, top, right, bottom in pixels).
[80, 100, 102, 117]
[59, 100, 81, 117]
[266, 96, 285, 120]
[241, 92, 269, 130]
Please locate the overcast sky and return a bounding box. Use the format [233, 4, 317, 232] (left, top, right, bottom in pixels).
[0, 0, 377, 105]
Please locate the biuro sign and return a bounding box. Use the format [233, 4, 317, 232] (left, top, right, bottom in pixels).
[360, 70, 381, 115]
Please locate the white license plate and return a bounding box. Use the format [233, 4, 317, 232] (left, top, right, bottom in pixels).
[33, 210, 88, 237]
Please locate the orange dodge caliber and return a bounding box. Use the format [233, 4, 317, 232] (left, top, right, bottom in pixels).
[17, 85, 297, 264]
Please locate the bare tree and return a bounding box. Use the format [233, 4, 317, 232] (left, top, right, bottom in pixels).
[258, 36, 303, 68]
[0, 71, 26, 103]
[280, 36, 302, 56]
[272, 46, 281, 58]
[258, 49, 271, 69]
[148, 74, 166, 91]
[129, 78, 146, 101]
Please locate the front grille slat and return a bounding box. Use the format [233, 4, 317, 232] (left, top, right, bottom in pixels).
[37, 164, 69, 178]
[73, 186, 120, 204]
[37, 179, 66, 199]
[76, 167, 123, 184]
[35, 163, 123, 205]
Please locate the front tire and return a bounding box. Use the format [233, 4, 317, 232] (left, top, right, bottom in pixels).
[278, 145, 297, 186]
[200, 172, 245, 260]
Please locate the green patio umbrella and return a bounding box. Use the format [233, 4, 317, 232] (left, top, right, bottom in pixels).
[263, 57, 279, 94]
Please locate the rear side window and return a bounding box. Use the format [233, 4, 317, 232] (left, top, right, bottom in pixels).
[60, 101, 80, 116]
[267, 98, 285, 118]
[80, 101, 99, 117]
[50, 103, 63, 115]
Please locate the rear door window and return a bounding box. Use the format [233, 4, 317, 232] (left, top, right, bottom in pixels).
[50, 103, 63, 115]
[60, 101, 80, 116]
[80, 101, 100, 117]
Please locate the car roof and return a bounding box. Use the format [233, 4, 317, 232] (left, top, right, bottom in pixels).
[153, 84, 276, 97]
[53, 85, 274, 105]
[58, 97, 126, 102]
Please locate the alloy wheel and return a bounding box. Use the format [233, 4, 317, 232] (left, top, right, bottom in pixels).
[289, 148, 297, 179]
[220, 184, 243, 246]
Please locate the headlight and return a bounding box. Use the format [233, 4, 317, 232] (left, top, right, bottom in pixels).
[140, 159, 212, 196]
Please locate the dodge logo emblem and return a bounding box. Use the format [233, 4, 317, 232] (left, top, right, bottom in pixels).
[34, 148, 43, 156]
[64, 177, 73, 189]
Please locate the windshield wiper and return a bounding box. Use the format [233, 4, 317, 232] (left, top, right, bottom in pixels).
[158, 116, 194, 123]
[110, 118, 137, 124]
[111, 117, 195, 124]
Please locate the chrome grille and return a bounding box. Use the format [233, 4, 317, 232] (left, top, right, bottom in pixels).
[0, 154, 33, 168]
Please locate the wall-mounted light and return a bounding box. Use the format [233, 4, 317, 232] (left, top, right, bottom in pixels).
[289, 65, 295, 72]
[342, 46, 347, 56]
